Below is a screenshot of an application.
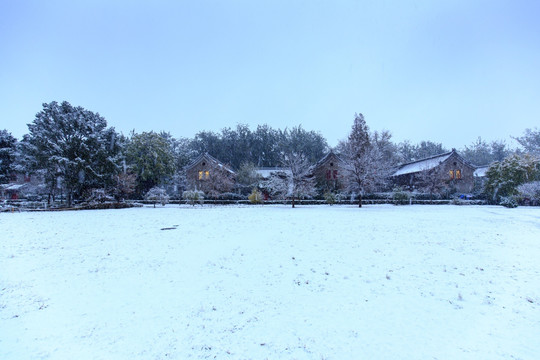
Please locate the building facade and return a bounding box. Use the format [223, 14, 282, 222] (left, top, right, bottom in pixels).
[310, 152, 347, 193]
[391, 149, 477, 194]
[184, 153, 236, 196]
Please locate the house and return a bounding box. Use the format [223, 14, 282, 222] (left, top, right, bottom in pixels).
[310, 152, 347, 193]
[391, 149, 476, 193]
[184, 153, 236, 195]
[0, 172, 37, 200]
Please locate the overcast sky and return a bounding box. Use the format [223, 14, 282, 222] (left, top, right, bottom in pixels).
[1, 0, 539, 148]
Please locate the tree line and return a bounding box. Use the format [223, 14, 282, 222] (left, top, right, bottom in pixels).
[1, 101, 539, 206]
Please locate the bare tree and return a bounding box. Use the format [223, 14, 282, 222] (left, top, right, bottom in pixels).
[282, 151, 316, 208]
[261, 170, 290, 200]
[416, 166, 447, 203]
[261, 152, 316, 208]
[204, 165, 235, 199]
[112, 172, 137, 202]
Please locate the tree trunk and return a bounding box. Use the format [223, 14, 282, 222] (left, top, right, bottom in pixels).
[358, 193, 362, 208]
[292, 196, 295, 208]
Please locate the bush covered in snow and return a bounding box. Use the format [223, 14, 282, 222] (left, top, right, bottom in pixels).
[85, 189, 114, 204]
[517, 181, 540, 205]
[500, 196, 519, 208]
[145, 187, 169, 207]
[392, 187, 411, 205]
[183, 190, 204, 206]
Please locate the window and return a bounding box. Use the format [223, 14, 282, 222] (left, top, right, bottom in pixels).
[449, 169, 462, 179]
[326, 170, 331, 180]
[333, 170, 338, 179]
[198, 170, 210, 180]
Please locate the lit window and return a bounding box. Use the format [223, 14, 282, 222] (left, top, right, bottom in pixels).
[449, 170, 454, 179]
[456, 170, 461, 179]
[205, 171, 210, 179]
[198, 171, 203, 180]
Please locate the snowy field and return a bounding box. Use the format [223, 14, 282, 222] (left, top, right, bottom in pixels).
[1, 205, 539, 360]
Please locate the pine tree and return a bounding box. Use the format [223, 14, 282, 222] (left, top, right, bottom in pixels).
[0, 130, 17, 183]
[23, 101, 118, 206]
[343, 113, 371, 207]
[125, 132, 176, 195]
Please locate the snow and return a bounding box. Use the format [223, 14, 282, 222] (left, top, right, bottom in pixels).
[1, 205, 539, 359]
[393, 153, 452, 176]
[1, 183, 26, 190]
[255, 167, 291, 179]
[474, 166, 490, 177]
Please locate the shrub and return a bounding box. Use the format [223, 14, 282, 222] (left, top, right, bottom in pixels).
[86, 189, 114, 204]
[145, 187, 169, 207]
[500, 196, 518, 208]
[392, 187, 411, 205]
[517, 181, 540, 205]
[183, 190, 204, 206]
[248, 188, 263, 204]
[324, 192, 337, 205]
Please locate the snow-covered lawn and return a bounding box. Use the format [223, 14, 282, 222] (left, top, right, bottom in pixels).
[1, 205, 539, 360]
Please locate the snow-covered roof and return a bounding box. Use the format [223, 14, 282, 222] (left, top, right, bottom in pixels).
[392, 152, 453, 176]
[185, 153, 235, 174]
[313, 152, 345, 169]
[474, 166, 489, 177]
[254, 167, 291, 179]
[0, 183, 27, 191]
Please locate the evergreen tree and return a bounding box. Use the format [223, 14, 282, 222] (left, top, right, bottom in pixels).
[125, 131, 176, 195]
[343, 113, 373, 207]
[235, 161, 260, 194]
[252, 124, 280, 167]
[23, 101, 117, 206]
[0, 130, 17, 183]
[484, 153, 540, 202]
[398, 140, 449, 162]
